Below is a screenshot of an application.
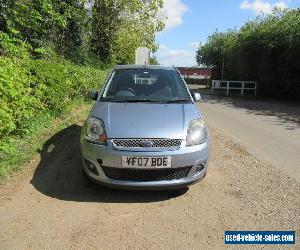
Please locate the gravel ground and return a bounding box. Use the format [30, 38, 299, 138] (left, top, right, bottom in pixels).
[0, 109, 299, 249]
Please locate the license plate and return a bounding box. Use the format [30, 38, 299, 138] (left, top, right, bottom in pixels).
[122, 156, 171, 168]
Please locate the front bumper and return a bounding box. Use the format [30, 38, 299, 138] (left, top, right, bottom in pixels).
[80, 137, 210, 190]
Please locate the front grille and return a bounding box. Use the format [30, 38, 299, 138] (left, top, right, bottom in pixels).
[112, 139, 182, 150]
[102, 166, 192, 182]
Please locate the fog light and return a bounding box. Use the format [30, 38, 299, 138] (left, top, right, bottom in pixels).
[84, 158, 99, 175]
[97, 159, 103, 166]
[196, 162, 205, 172]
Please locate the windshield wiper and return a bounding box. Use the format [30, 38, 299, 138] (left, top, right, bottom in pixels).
[121, 98, 191, 103]
[102, 98, 158, 103]
[101, 98, 128, 102]
[124, 99, 159, 103]
[165, 99, 191, 103]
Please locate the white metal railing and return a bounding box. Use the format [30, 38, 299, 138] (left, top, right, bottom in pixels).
[211, 80, 257, 96]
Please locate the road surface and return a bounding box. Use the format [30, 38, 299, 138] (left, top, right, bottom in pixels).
[195, 91, 300, 182]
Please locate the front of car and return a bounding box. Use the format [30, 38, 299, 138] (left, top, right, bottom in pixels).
[80, 65, 210, 189]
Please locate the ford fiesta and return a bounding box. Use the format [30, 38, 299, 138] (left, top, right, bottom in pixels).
[80, 65, 210, 189]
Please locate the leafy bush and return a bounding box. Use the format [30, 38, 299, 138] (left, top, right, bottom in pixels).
[0, 57, 40, 136]
[0, 57, 108, 140]
[0, 32, 31, 59]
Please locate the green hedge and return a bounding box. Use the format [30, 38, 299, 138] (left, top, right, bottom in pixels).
[0, 57, 108, 139]
[196, 9, 300, 99]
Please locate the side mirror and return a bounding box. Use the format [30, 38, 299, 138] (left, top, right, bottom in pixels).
[88, 90, 98, 101]
[192, 92, 201, 102]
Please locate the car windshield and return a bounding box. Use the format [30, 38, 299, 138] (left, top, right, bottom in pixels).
[101, 68, 191, 103]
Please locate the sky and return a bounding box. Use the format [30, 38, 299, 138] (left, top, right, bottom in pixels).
[156, 0, 300, 66]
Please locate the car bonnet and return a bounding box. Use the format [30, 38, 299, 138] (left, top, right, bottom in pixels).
[91, 102, 201, 139]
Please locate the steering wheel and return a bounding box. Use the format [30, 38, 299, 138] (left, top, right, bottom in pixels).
[118, 87, 136, 96]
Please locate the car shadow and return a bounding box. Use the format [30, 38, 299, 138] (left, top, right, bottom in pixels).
[30, 125, 188, 203]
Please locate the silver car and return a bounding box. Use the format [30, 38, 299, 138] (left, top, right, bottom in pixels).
[80, 65, 210, 189]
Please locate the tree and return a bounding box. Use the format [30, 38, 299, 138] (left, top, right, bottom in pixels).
[196, 30, 238, 80]
[3, 0, 64, 51]
[113, 0, 165, 64]
[90, 0, 120, 65]
[53, 0, 88, 62]
[0, 0, 165, 66]
[150, 56, 159, 65]
[90, 0, 165, 65]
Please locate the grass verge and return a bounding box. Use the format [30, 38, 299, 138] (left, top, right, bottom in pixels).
[0, 98, 92, 183]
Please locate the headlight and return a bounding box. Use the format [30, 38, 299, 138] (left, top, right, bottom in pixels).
[186, 119, 207, 146]
[85, 117, 107, 145]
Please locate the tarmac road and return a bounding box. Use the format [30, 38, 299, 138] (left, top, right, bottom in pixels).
[197, 92, 300, 182]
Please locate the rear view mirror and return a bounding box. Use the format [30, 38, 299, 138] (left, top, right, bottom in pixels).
[88, 90, 98, 101]
[192, 92, 201, 102]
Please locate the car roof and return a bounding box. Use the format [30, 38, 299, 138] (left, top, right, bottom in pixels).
[113, 64, 175, 71]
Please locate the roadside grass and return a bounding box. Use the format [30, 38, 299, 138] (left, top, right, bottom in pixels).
[0, 99, 92, 183]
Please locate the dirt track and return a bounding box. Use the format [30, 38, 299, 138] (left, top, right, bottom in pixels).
[0, 103, 300, 249]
